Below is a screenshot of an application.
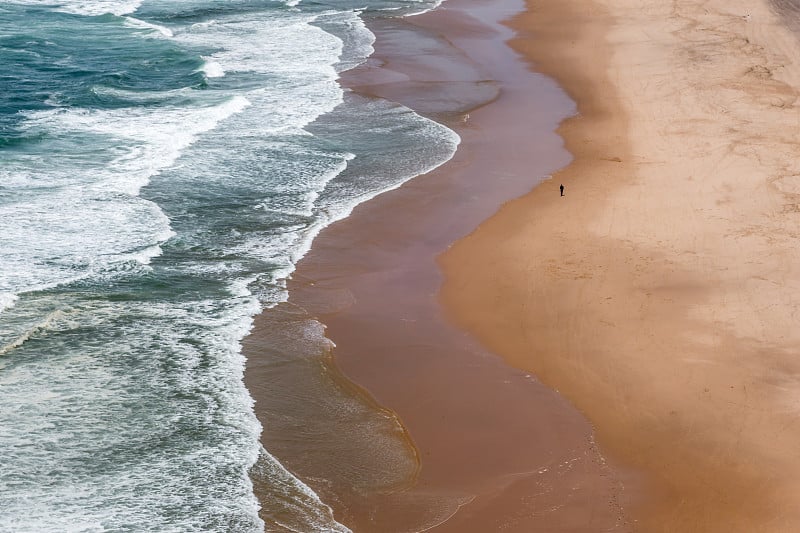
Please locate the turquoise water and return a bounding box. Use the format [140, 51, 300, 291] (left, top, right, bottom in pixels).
[0, 0, 457, 530]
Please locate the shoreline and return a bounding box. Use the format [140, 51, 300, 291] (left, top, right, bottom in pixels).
[245, 0, 637, 529]
[442, 0, 800, 530]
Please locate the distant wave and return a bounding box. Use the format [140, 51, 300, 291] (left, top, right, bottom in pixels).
[9, 0, 142, 16]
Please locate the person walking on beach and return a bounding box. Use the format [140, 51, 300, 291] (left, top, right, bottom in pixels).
[560, 183, 564, 196]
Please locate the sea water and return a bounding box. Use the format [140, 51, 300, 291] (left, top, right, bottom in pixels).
[0, 0, 458, 531]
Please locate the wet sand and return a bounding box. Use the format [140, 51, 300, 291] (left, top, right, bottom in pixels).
[245, 0, 636, 530]
[442, 0, 800, 531]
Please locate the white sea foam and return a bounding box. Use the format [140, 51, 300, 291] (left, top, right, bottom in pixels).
[403, 0, 446, 17]
[0, 2, 455, 532]
[25, 95, 249, 196]
[200, 59, 226, 78]
[0, 193, 173, 296]
[75, 0, 142, 16]
[0, 96, 250, 299]
[123, 16, 173, 37]
[179, 12, 343, 75]
[0, 294, 265, 532]
[253, 447, 352, 533]
[190, 19, 217, 29]
[0, 293, 19, 314]
[316, 10, 376, 72]
[174, 14, 344, 135]
[171, 11, 347, 135]
[9, 0, 142, 16]
[89, 85, 196, 102]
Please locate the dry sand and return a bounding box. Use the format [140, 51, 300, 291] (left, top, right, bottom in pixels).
[441, 0, 800, 530]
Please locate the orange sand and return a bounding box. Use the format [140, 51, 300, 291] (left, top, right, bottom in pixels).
[442, 0, 800, 530]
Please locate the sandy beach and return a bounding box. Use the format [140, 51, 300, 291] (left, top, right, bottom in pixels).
[245, 0, 640, 530]
[442, 0, 800, 530]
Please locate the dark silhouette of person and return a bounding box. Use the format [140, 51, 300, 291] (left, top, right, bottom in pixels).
[560, 183, 564, 196]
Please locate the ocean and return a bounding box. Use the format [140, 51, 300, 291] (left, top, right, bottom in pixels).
[0, 0, 458, 531]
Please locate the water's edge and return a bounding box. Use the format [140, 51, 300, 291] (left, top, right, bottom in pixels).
[244, 0, 629, 530]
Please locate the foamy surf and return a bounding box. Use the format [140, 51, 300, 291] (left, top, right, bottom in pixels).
[0, 0, 453, 530]
[201, 59, 226, 78]
[124, 16, 173, 37]
[0, 294, 19, 315]
[23, 95, 250, 195]
[0, 95, 249, 303]
[8, 0, 143, 16]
